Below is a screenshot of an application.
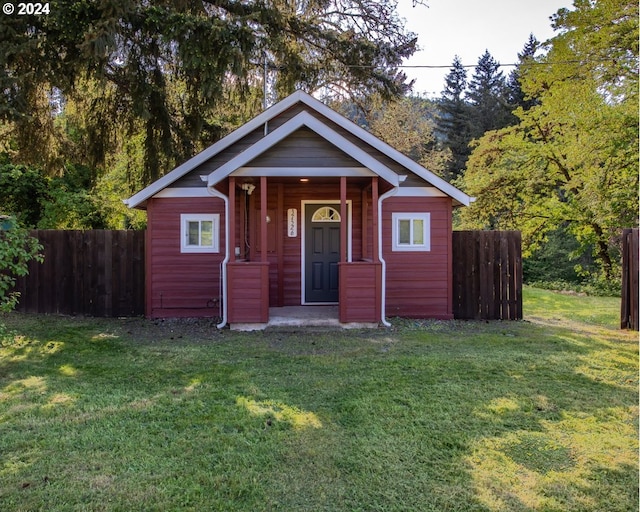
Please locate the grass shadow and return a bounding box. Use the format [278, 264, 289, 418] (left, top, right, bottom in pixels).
[0, 292, 637, 511]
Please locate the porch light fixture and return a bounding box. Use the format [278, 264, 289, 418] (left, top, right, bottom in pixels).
[300, 178, 309, 182]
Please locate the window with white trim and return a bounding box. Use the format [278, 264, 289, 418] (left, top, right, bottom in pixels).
[180, 214, 220, 253]
[392, 212, 430, 251]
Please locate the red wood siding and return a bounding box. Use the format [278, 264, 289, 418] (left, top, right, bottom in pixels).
[146, 197, 225, 318]
[382, 196, 453, 319]
[227, 262, 269, 323]
[146, 189, 453, 321]
[339, 262, 381, 322]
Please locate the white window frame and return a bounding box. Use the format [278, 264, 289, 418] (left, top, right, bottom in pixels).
[392, 212, 431, 252]
[180, 214, 220, 253]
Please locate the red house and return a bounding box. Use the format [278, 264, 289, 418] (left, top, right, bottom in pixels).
[125, 91, 473, 329]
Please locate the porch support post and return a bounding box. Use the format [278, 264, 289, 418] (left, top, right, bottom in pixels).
[340, 176, 347, 263]
[229, 177, 236, 262]
[371, 177, 379, 262]
[260, 176, 268, 263]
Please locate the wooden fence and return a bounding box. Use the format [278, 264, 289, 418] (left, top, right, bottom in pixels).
[13, 230, 145, 317]
[452, 230, 522, 320]
[621, 228, 639, 331]
[11, 229, 521, 320]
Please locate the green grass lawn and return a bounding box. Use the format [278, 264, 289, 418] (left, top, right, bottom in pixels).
[1, 288, 637, 511]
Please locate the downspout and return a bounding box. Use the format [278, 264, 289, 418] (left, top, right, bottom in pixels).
[204, 179, 229, 329]
[377, 187, 399, 327]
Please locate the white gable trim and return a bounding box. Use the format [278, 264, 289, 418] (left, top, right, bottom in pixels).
[125, 90, 473, 209]
[232, 167, 377, 178]
[207, 111, 400, 188]
[294, 94, 473, 206]
[125, 92, 312, 209]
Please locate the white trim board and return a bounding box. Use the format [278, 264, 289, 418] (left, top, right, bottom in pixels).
[153, 187, 211, 199]
[125, 90, 474, 209]
[207, 111, 400, 188]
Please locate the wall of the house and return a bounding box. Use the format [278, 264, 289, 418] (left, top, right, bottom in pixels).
[146, 197, 225, 318]
[145, 189, 453, 320]
[144, 102, 455, 320]
[382, 196, 453, 319]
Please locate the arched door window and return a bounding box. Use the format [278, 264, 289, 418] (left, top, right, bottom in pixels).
[311, 206, 341, 222]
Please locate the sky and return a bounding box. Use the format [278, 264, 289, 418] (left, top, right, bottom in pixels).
[395, 0, 572, 97]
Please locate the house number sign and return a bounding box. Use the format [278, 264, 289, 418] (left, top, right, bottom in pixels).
[287, 209, 297, 237]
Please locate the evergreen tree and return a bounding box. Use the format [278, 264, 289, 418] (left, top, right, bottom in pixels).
[465, 50, 515, 139]
[457, 0, 639, 282]
[0, 0, 418, 184]
[436, 56, 472, 180]
[507, 34, 540, 111]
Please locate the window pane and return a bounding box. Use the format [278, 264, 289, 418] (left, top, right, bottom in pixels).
[188, 221, 199, 245]
[200, 221, 213, 246]
[398, 219, 410, 244]
[413, 219, 424, 245]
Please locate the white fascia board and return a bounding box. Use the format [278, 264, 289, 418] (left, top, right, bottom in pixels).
[233, 167, 376, 178]
[125, 89, 472, 208]
[295, 92, 473, 206]
[152, 187, 212, 198]
[207, 110, 400, 187]
[125, 92, 309, 209]
[394, 187, 447, 197]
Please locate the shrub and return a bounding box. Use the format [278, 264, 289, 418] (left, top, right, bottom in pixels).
[0, 222, 44, 312]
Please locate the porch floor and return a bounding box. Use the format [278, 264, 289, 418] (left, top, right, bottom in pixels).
[230, 306, 380, 330]
[267, 306, 340, 328]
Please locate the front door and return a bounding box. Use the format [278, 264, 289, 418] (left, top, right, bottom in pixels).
[305, 204, 341, 303]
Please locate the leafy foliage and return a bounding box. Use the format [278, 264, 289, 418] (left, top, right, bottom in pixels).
[0, 223, 43, 312]
[354, 95, 451, 177]
[0, 0, 418, 184]
[0, 157, 49, 227]
[457, 0, 639, 281]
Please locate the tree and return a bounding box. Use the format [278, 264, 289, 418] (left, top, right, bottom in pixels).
[507, 34, 540, 111]
[465, 50, 515, 139]
[0, 222, 43, 312]
[436, 56, 472, 180]
[365, 95, 451, 177]
[0, 0, 418, 184]
[457, 0, 639, 282]
[0, 158, 49, 227]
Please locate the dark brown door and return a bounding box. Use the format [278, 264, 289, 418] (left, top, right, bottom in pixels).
[305, 205, 340, 303]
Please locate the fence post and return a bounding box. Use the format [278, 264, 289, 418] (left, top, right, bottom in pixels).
[621, 228, 639, 330]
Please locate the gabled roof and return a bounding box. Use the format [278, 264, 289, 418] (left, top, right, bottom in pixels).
[206, 110, 400, 187]
[125, 90, 473, 208]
